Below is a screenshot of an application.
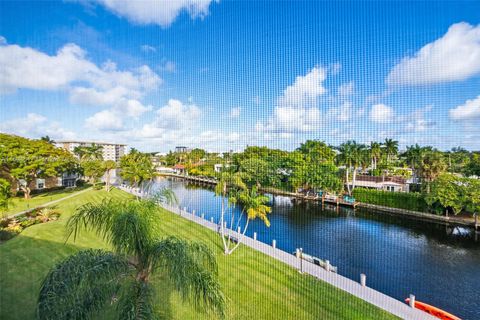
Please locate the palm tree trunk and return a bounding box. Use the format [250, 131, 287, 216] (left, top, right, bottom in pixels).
[105, 170, 111, 192]
[345, 168, 351, 195]
[220, 186, 228, 254]
[228, 218, 250, 255]
[352, 167, 357, 192]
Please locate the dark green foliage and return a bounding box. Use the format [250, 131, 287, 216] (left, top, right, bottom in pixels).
[0, 229, 17, 241]
[353, 188, 428, 212]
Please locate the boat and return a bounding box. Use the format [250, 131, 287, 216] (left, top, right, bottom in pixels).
[404, 298, 461, 320]
[292, 252, 338, 273]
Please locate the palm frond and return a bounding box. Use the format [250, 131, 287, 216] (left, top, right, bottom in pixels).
[149, 237, 226, 318]
[116, 280, 157, 320]
[66, 199, 160, 257]
[149, 187, 178, 206]
[37, 250, 132, 320]
[66, 199, 121, 242]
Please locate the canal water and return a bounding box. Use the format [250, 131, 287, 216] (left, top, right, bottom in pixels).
[152, 177, 480, 319]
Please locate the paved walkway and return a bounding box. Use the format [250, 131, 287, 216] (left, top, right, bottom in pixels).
[119, 185, 435, 320]
[6, 187, 92, 219]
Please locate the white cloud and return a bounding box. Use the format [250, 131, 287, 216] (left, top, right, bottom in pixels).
[370, 104, 394, 123]
[154, 99, 201, 129]
[387, 22, 480, 85]
[278, 66, 326, 108]
[449, 95, 480, 120]
[328, 101, 352, 122]
[0, 42, 161, 96]
[0, 113, 76, 140]
[0, 43, 92, 93]
[85, 110, 124, 131]
[141, 44, 156, 53]
[0, 42, 162, 131]
[159, 60, 176, 73]
[91, 0, 217, 28]
[338, 81, 354, 96]
[229, 107, 241, 118]
[0, 36, 7, 45]
[258, 66, 327, 134]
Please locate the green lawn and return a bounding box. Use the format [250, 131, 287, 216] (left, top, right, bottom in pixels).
[2, 186, 89, 217]
[0, 188, 397, 320]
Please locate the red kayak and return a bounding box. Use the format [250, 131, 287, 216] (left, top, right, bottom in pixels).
[405, 298, 461, 320]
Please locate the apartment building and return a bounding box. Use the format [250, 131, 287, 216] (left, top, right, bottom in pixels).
[56, 140, 126, 162]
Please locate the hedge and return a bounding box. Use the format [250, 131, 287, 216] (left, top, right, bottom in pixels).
[352, 188, 428, 212]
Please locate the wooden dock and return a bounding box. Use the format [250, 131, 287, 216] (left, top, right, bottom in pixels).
[158, 173, 357, 208]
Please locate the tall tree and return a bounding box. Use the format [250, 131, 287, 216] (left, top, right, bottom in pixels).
[0, 178, 11, 216]
[37, 197, 225, 319]
[297, 140, 336, 163]
[418, 151, 447, 193]
[425, 173, 463, 215]
[223, 186, 271, 255]
[40, 136, 55, 144]
[464, 153, 480, 177]
[369, 142, 382, 170]
[214, 170, 247, 254]
[81, 160, 105, 187]
[119, 152, 155, 191]
[103, 160, 117, 192]
[0, 134, 77, 199]
[383, 138, 399, 164]
[74, 144, 104, 161]
[337, 141, 365, 195]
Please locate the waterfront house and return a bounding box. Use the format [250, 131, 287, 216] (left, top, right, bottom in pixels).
[172, 164, 187, 175]
[346, 175, 408, 192]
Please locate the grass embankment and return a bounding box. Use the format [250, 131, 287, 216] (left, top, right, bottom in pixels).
[0, 188, 397, 320]
[2, 186, 89, 217]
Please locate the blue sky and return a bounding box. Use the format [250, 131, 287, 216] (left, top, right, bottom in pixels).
[1, 0, 479, 152]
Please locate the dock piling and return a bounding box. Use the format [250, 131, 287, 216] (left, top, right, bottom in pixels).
[360, 274, 366, 287]
[409, 295, 415, 308]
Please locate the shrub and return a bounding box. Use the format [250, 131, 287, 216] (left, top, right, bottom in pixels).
[35, 208, 61, 223]
[352, 188, 428, 212]
[20, 219, 37, 228]
[0, 229, 17, 241]
[5, 224, 23, 234]
[0, 218, 11, 228]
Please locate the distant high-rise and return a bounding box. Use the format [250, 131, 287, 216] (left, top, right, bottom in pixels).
[56, 140, 126, 162]
[175, 146, 190, 153]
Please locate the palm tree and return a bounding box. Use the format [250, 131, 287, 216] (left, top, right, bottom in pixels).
[403, 144, 422, 171]
[337, 141, 365, 195]
[224, 186, 271, 255]
[369, 142, 382, 170]
[37, 197, 225, 319]
[40, 136, 55, 144]
[418, 151, 447, 193]
[383, 138, 399, 164]
[214, 170, 247, 254]
[74, 144, 104, 161]
[119, 152, 155, 195]
[103, 160, 117, 192]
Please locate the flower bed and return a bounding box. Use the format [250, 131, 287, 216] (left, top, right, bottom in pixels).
[0, 207, 61, 243]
